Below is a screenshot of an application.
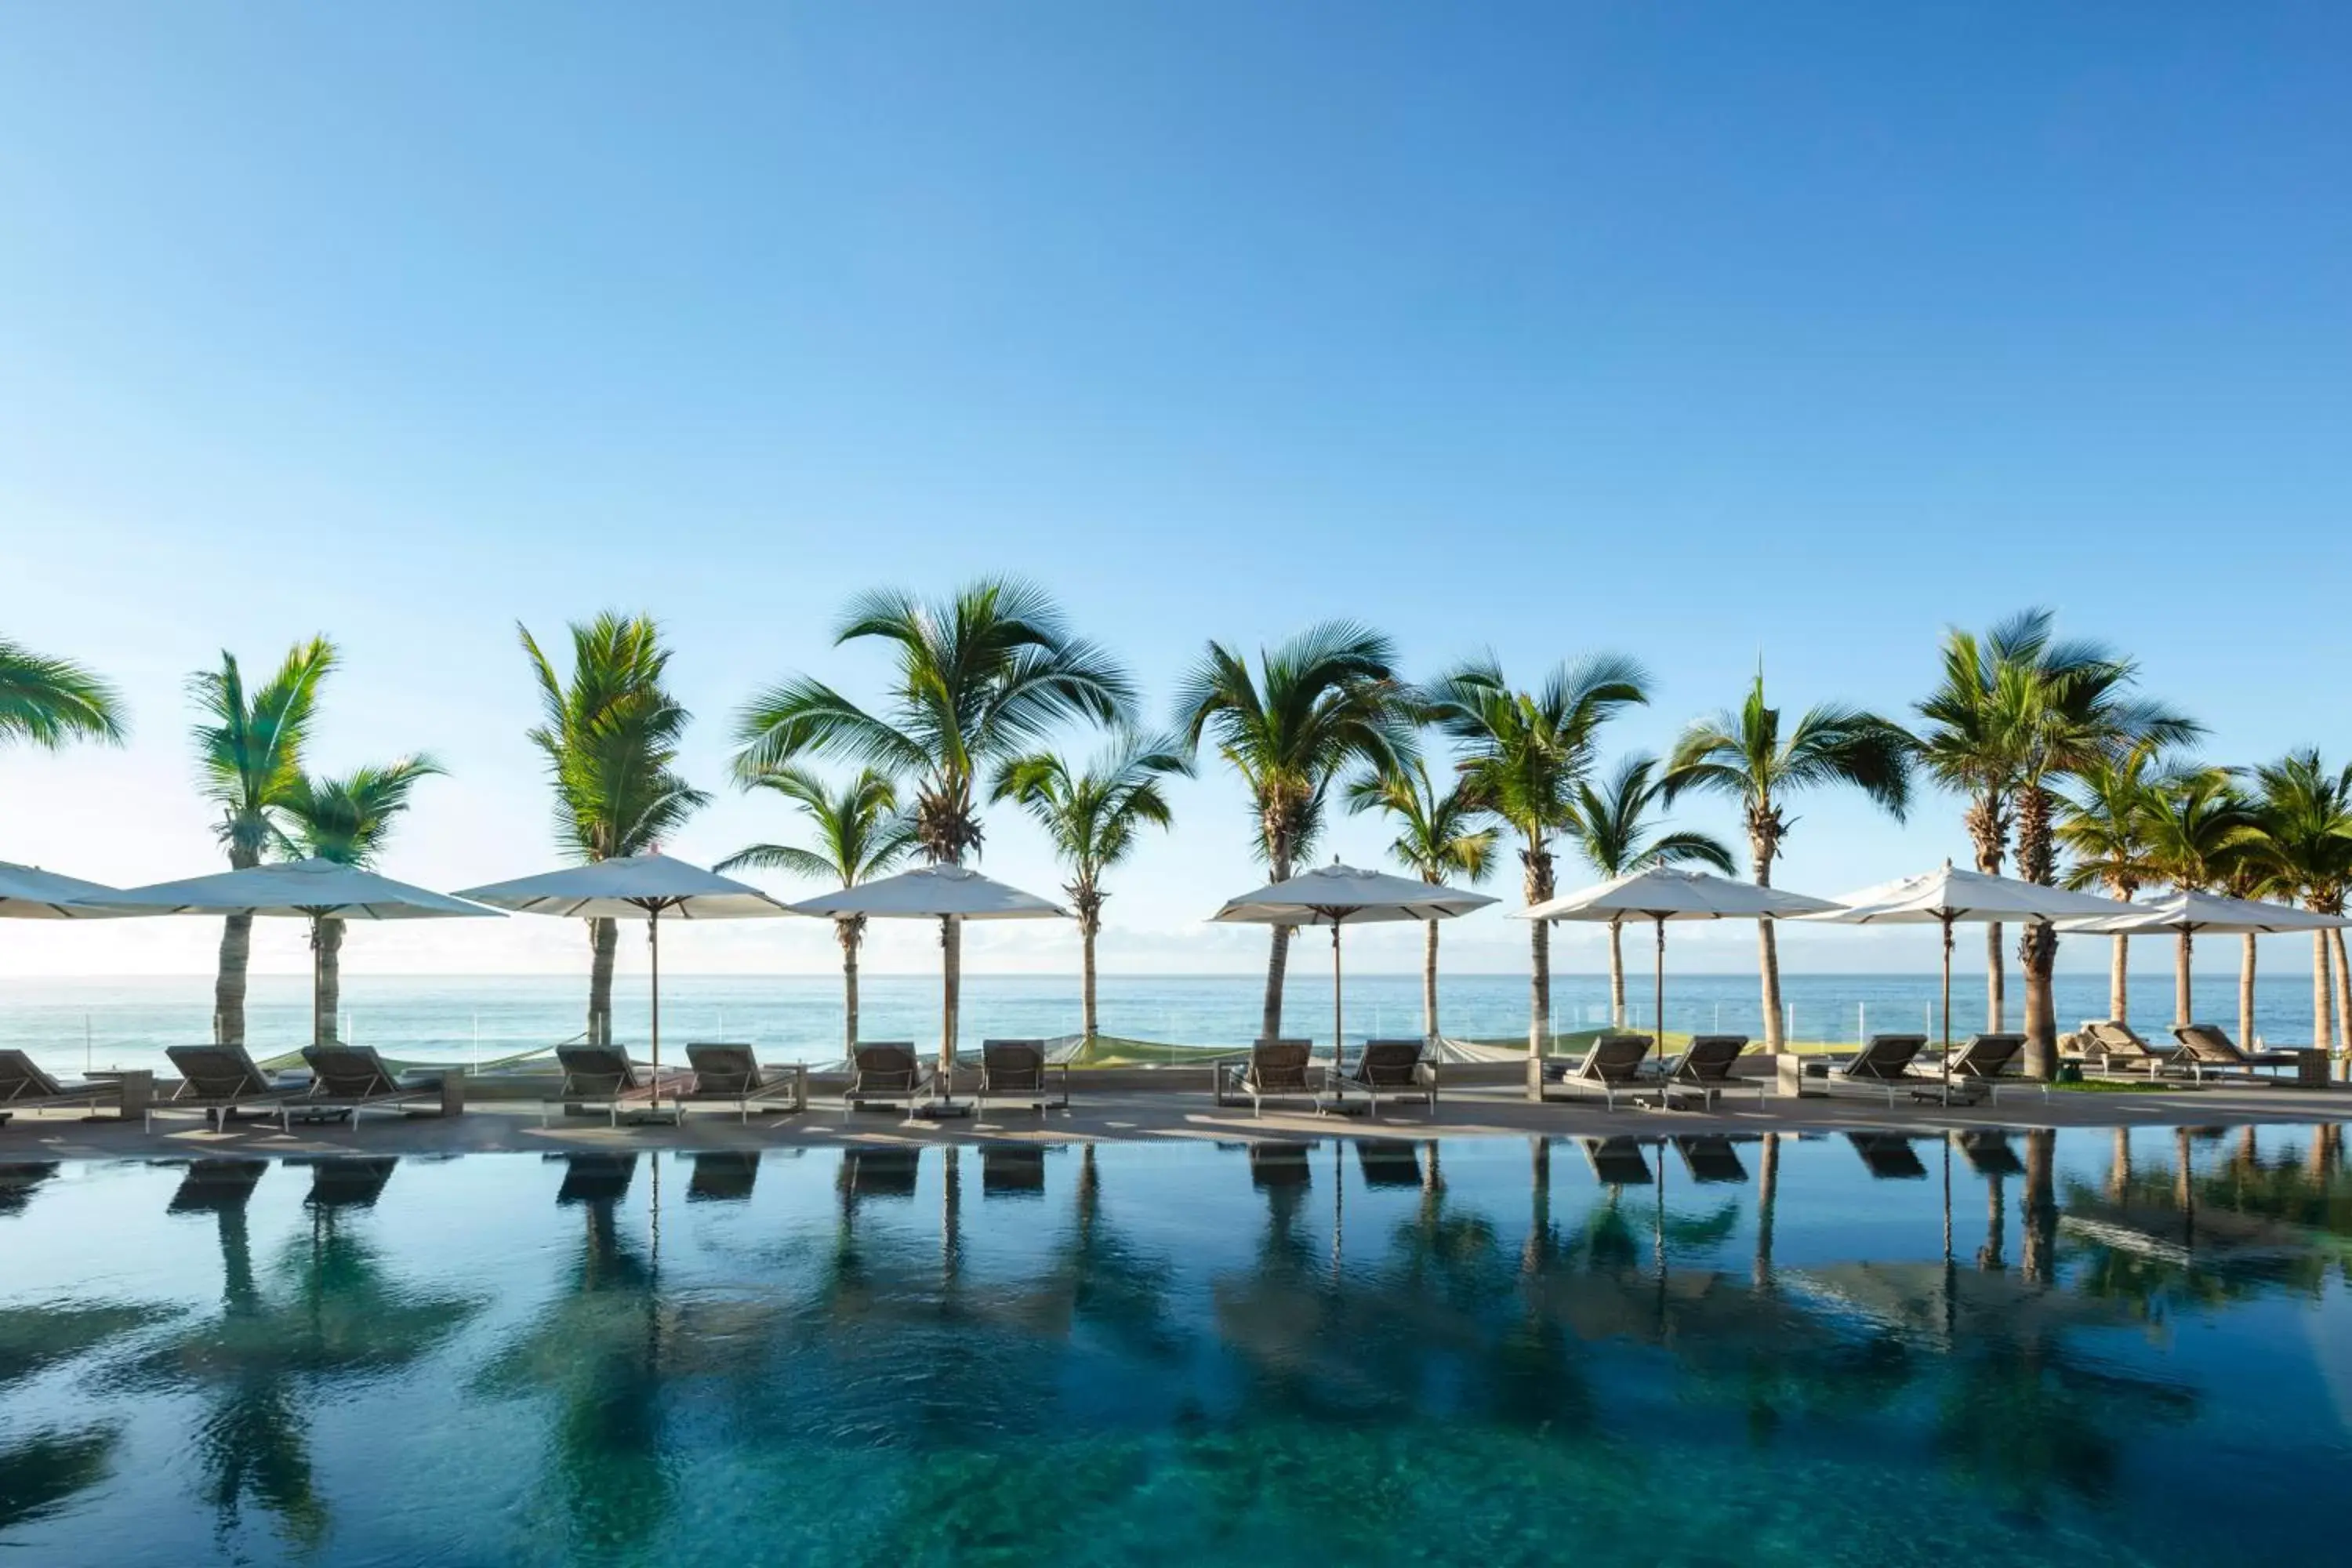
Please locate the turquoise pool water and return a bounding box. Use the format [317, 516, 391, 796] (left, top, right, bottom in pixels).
[2, 1126, 2347, 1566]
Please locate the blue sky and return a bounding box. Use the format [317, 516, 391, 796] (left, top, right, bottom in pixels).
[3, 2, 2347, 980]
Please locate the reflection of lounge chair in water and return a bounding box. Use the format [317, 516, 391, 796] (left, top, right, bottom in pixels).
[1247, 1142, 1312, 1192]
[981, 1144, 1048, 1197]
[1581, 1135, 1654, 1185]
[165, 1158, 270, 1214]
[1672, 1135, 1748, 1184]
[1848, 1132, 1929, 1180]
[1956, 1131, 2024, 1178]
[299, 1156, 399, 1210]
[839, 1145, 921, 1200]
[1355, 1139, 1424, 1189]
[0, 1161, 60, 1214]
[687, 1152, 762, 1203]
[550, 1152, 639, 1207]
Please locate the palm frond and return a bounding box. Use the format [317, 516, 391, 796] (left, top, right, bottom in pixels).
[0, 637, 127, 749]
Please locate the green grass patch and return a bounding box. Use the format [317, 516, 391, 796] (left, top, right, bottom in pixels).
[2050, 1076, 2189, 1093]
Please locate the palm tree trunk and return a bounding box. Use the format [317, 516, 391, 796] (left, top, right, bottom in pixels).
[837, 916, 862, 1054]
[586, 916, 619, 1045]
[1607, 916, 1626, 1029]
[313, 916, 346, 1047]
[2239, 933, 2258, 1052]
[1968, 795, 2007, 1032]
[2314, 931, 2334, 1054]
[1261, 847, 1294, 1040]
[941, 915, 961, 1082]
[2109, 935, 2130, 1025]
[2013, 785, 2059, 1077]
[1421, 918, 1439, 1040]
[1985, 924, 2005, 1032]
[1523, 829, 1553, 1096]
[2330, 928, 2352, 1058]
[212, 843, 260, 1046]
[1751, 829, 1784, 1053]
[2173, 930, 2193, 1029]
[1081, 913, 1102, 1041]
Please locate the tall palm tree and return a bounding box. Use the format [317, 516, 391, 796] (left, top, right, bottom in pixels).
[1344, 757, 1499, 1040]
[1564, 753, 1735, 1027]
[1174, 622, 1410, 1040]
[1425, 655, 1647, 1071]
[717, 767, 915, 1055]
[1, 636, 126, 752]
[1663, 671, 1912, 1054]
[2056, 746, 2162, 1025]
[2139, 766, 2257, 1030]
[275, 757, 445, 1045]
[2006, 646, 2198, 1073]
[734, 579, 1134, 1073]
[520, 615, 708, 1046]
[993, 732, 1190, 1045]
[2249, 751, 2352, 1058]
[191, 640, 337, 1047]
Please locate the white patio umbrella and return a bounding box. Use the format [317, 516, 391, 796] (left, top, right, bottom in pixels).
[1809, 861, 2134, 1092]
[789, 862, 1070, 1096]
[1212, 862, 1498, 1091]
[458, 851, 796, 1110]
[2056, 888, 2350, 1034]
[0, 861, 130, 919]
[1519, 868, 1842, 1079]
[83, 857, 502, 1047]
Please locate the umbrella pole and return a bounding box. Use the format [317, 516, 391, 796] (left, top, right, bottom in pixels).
[1654, 916, 1667, 1091]
[1331, 921, 1345, 1102]
[648, 909, 663, 1115]
[1941, 914, 1954, 1105]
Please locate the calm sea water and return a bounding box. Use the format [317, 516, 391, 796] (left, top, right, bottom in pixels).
[2, 1126, 2347, 1565]
[0, 970, 2332, 1073]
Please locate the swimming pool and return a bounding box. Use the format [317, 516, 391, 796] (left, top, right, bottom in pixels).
[2, 1125, 2346, 1566]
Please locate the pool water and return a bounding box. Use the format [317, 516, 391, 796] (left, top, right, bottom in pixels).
[2, 1125, 2347, 1566]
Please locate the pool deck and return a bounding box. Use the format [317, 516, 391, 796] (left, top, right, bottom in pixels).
[5, 1079, 2347, 1161]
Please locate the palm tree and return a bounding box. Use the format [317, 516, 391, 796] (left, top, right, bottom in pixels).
[276, 757, 445, 1046]
[2056, 746, 2162, 1025]
[520, 614, 709, 1047]
[1, 636, 126, 753]
[717, 768, 915, 1055]
[1564, 753, 1735, 1027]
[191, 640, 337, 1047]
[1174, 622, 1410, 1040]
[1425, 655, 1647, 1072]
[2140, 766, 2257, 1029]
[1664, 671, 1912, 1054]
[733, 579, 1134, 1074]
[993, 732, 1190, 1045]
[1344, 757, 1499, 1040]
[2007, 645, 2198, 1073]
[2249, 751, 2352, 1058]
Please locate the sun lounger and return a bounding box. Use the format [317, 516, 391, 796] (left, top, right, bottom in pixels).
[2067, 1019, 2178, 1079]
[1216, 1039, 1322, 1116]
[687, 1152, 762, 1202]
[680, 1042, 807, 1122]
[2169, 1024, 2303, 1083]
[0, 1051, 133, 1123]
[978, 1039, 1069, 1113]
[1540, 1033, 1659, 1109]
[1659, 1034, 1763, 1108]
[154, 1044, 302, 1131]
[541, 1044, 692, 1126]
[981, 1144, 1048, 1197]
[1580, 1134, 1654, 1185]
[1939, 1033, 2029, 1104]
[1673, 1134, 1749, 1184]
[1848, 1132, 1929, 1180]
[1823, 1034, 1944, 1105]
[845, 1042, 933, 1113]
[1335, 1038, 1436, 1116]
[281, 1044, 454, 1130]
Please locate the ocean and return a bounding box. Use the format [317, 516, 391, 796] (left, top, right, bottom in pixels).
[0, 967, 2329, 1073]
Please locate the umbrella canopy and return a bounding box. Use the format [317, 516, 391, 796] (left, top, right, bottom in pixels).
[787, 862, 1071, 920]
[1516, 870, 1840, 1081]
[2055, 887, 2350, 937]
[85, 857, 500, 1047]
[791, 863, 1071, 1093]
[458, 853, 796, 1113]
[0, 860, 131, 919]
[1212, 862, 1498, 1086]
[456, 851, 792, 920]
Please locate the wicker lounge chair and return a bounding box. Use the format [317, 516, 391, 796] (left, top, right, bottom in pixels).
[0, 1050, 134, 1124]
[1216, 1039, 1322, 1115]
[541, 1044, 691, 1126]
[681, 1043, 807, 1122]
[2067, 1019, 2177, 1079]
[2169, 1024, 2302, 1083]
[1334, 1038, 1436, 1116]
[281, 1044, 454, 1130]
[1540, 1033, 1659, 1109]
[1939, 1033, 2028, 1104]
[1659, 1034, 1762, 1107]
[154, 1044, 301, 1131]
[845, 1043, 932, 1113]
[978, 1039, 1069, 1113]
[1823, 1034, 1944, 1105]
